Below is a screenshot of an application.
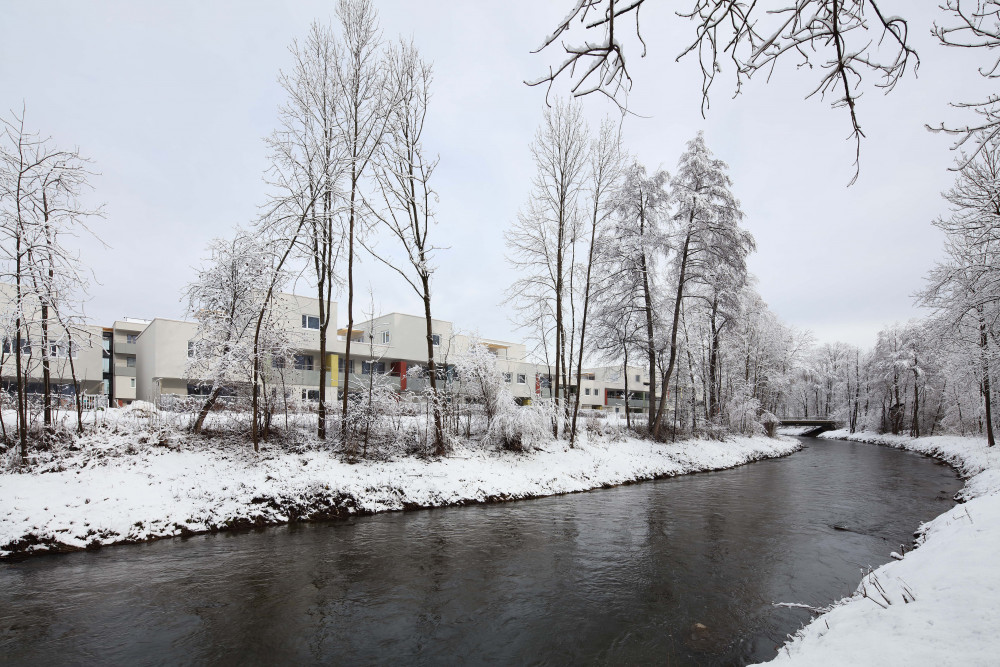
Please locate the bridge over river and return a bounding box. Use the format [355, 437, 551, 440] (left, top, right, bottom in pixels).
[779, 418, 839, 436]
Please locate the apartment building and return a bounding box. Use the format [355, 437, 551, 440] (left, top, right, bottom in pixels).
[133, 293, 347, 404]
[0, 283, 105, 404]
[108, 319, 148, 405]
[348, 312, 549, 403]
[1, 281, 657, 413]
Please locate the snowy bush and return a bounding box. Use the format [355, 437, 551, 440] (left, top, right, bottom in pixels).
[725, 385, 764, 435]
[488, 400, 550, 452]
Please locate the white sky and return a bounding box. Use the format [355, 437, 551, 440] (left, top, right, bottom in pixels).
[1, 1, 991, 349]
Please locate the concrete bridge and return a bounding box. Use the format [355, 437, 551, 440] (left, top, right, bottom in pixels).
[778, 418, 839, 436]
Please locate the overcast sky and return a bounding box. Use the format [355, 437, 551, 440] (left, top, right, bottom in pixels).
[1, 1, 991, 350]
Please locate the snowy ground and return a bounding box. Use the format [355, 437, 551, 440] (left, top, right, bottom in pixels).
[767, 430, 1000, 666]
[0, 421, 799, 559]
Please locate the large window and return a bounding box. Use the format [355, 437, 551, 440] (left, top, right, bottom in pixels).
[294, 354, 314, 371]
[432, 333, 441, 346]
[302, 315, 320, 330]
[362, 361, 386, 375]
[302, 389, 319, 401]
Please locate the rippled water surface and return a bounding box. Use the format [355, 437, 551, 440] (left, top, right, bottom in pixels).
[0, 438, 961, 665]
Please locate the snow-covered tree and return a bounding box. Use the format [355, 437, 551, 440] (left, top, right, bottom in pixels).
[604, 158, 670, 433]
[651, 132, 751, 438]
[185, 232, 291, 439]
[0, 109, 102, 458]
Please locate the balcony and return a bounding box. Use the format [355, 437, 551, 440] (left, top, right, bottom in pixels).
[114, 366, 137, 378]
[114, 342, 137, 356]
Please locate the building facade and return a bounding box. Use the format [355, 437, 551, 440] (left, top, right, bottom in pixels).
[2, 283, 657, 414]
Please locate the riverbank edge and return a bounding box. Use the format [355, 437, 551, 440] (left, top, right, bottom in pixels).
[1, 434, 802, 562]
[767, 430, 1000, 665]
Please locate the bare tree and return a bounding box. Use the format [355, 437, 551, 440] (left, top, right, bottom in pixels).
[932, 1, 1000, 165]
[269, 20, 346, 441]
[570, 118, 623, 445]
[363, 39, 447, 454]
[506, 98, 588, 437]
[0, 109, 102, 459]
[333, 0, 393, 446]
[530, 1, 917, 182]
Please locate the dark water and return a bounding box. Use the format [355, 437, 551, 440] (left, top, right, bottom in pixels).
[0, 438, 961, 666]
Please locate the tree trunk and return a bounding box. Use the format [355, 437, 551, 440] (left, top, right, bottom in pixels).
[652, 230, 692, 439]
[193, 385, 224, 434]
[708, 295, 720, 420]
[980, 307, 996, 447]
[341, 166, 358, 450]
[420, 275, 445, 455]
[640, 246, 657, 431]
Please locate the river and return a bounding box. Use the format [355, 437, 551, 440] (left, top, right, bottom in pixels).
[0, 437, 961, 665]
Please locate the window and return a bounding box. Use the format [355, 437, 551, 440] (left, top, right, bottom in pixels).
[338, 357, 344, 372]
[126, 356, 136, 368]
[635, 374, 640, 383]
[432, 333, 441, 346]
[188, 341, 196, 358]
[517, 373, 526, 384]
[362, 361, 386, 375]
[302, 315, 320, 330]
[585, 387, 591, 396]
[503, 372, 512, 383]
[130, 378, 136, 389]
[126, 334, 138, 344]
[102, 379, 110, 395]
[302, 389, 319, 401]
[594, 388, 600, 396]
[294, 355, 314, 371]
[380, 330, 391, 345]
[50, 343, 78, 359]
[272, 356, 285, 369]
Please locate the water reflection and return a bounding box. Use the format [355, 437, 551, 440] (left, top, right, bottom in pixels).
[0, 438, 960, 665]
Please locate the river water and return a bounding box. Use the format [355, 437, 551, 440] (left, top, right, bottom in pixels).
[0, 437, 961, 666]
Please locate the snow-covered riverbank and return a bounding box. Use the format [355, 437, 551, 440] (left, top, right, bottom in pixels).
[0, 432, 800, 560]
[769, 430, 1000, 666]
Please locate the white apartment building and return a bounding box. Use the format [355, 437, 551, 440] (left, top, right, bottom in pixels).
[2, 281, 658, 414]
[0, 283, 105, 404]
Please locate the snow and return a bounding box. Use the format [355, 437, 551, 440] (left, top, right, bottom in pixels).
[0, 423, 799, 559]
[767, 430, 1000, 665]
